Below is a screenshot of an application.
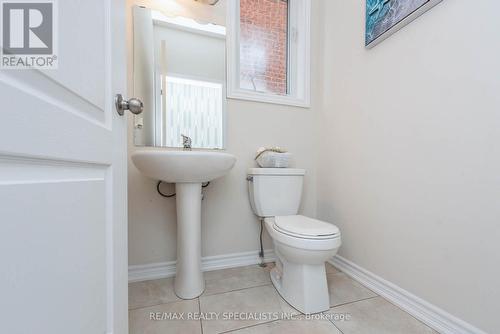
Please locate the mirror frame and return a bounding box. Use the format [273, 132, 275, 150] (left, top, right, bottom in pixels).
[133, 5, 228, 150]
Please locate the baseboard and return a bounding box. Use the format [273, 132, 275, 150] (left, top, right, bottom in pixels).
[129, 249, 276, 283]
[329, 256, 487, 334]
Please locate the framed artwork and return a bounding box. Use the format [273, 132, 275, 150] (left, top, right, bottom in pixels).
[366, 0, 442, 48]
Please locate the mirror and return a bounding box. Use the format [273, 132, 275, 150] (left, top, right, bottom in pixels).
[133, 5, 226, 149]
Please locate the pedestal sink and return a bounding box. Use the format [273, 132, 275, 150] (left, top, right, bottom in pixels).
[131, 149, 237, 299]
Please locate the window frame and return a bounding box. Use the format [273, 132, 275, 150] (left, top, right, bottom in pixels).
[226, 0, 311, 108]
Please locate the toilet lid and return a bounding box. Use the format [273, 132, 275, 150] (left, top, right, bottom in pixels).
[274, 215, 340, 238]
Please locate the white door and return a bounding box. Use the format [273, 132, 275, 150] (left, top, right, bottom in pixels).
[0, 1, 128, 333]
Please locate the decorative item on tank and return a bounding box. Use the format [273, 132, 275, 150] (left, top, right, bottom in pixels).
[255, 147, 292, 168]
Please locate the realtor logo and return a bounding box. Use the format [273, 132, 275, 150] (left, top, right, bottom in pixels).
[1, 0, 58, 69]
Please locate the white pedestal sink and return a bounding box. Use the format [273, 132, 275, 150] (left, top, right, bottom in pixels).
[131, 149, 236, 299]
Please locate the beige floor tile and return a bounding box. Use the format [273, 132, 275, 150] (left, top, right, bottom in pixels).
[129, 299, 201, 334]
[327, 272, 377, 307]
[203, 264, 272, 296]
[263, 262, 276, 272]
[129, 277, 180, 309]
[326, 262, 340, 275]
[199, 285, 295, 334]
[327, 296, 437, 334]
[275, 291, 302, 316]
[227, 316, 342, 333]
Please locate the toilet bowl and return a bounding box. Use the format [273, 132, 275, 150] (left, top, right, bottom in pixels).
[265, 215, 341, 314]
[247, 168, 342, 314]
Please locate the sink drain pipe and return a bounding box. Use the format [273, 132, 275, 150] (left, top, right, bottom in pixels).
[156, 181, 210, 198]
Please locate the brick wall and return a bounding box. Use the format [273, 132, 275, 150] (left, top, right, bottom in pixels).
[239, 0, 288, 95]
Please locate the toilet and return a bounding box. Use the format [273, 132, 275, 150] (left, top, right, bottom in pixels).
[247, 168, 341, 314]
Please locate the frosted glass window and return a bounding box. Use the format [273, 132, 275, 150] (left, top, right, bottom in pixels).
[159, 76, 223, 149]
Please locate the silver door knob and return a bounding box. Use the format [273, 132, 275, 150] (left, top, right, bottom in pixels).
[115, 94, 144, 116]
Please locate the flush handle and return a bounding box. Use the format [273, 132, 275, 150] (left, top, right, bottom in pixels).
[246, 176, 254, 182]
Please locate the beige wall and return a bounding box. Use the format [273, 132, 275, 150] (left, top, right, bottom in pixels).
[318, 1, 500, 333]
[127, 0, 323, 265]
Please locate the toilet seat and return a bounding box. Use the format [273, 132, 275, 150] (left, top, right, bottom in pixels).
[264, 217, 341, 252]
[273, 215, 340, 240]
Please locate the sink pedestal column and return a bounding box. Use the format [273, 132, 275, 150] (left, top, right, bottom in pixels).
[174, 182, 204, 299]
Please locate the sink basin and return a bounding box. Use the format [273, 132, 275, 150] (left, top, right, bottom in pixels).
[131, 149, 236, 299]
[131, 150, 236, 183]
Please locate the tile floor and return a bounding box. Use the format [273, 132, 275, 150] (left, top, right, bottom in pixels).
[129, 263, 437, 334]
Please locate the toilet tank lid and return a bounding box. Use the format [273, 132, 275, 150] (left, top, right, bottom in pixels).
[248, 168, 306, 176]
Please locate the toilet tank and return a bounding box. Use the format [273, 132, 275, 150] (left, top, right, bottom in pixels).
[247, 168, 306, 217]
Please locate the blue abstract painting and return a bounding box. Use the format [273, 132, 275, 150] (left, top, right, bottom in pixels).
[366, 0, 438, 47]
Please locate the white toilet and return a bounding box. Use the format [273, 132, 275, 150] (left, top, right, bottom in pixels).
[247, 168, 341, 314]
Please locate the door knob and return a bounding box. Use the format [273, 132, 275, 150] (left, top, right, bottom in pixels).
[115, 94, 144, 116]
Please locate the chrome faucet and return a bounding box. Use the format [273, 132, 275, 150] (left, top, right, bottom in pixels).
[181, 134, 192, 151]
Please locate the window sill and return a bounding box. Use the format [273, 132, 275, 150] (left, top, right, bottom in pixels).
[227, 88, 310, 108]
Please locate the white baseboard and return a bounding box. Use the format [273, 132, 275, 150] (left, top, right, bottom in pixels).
[129, 249, 276, 283]
[329, 256, 487, 334]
